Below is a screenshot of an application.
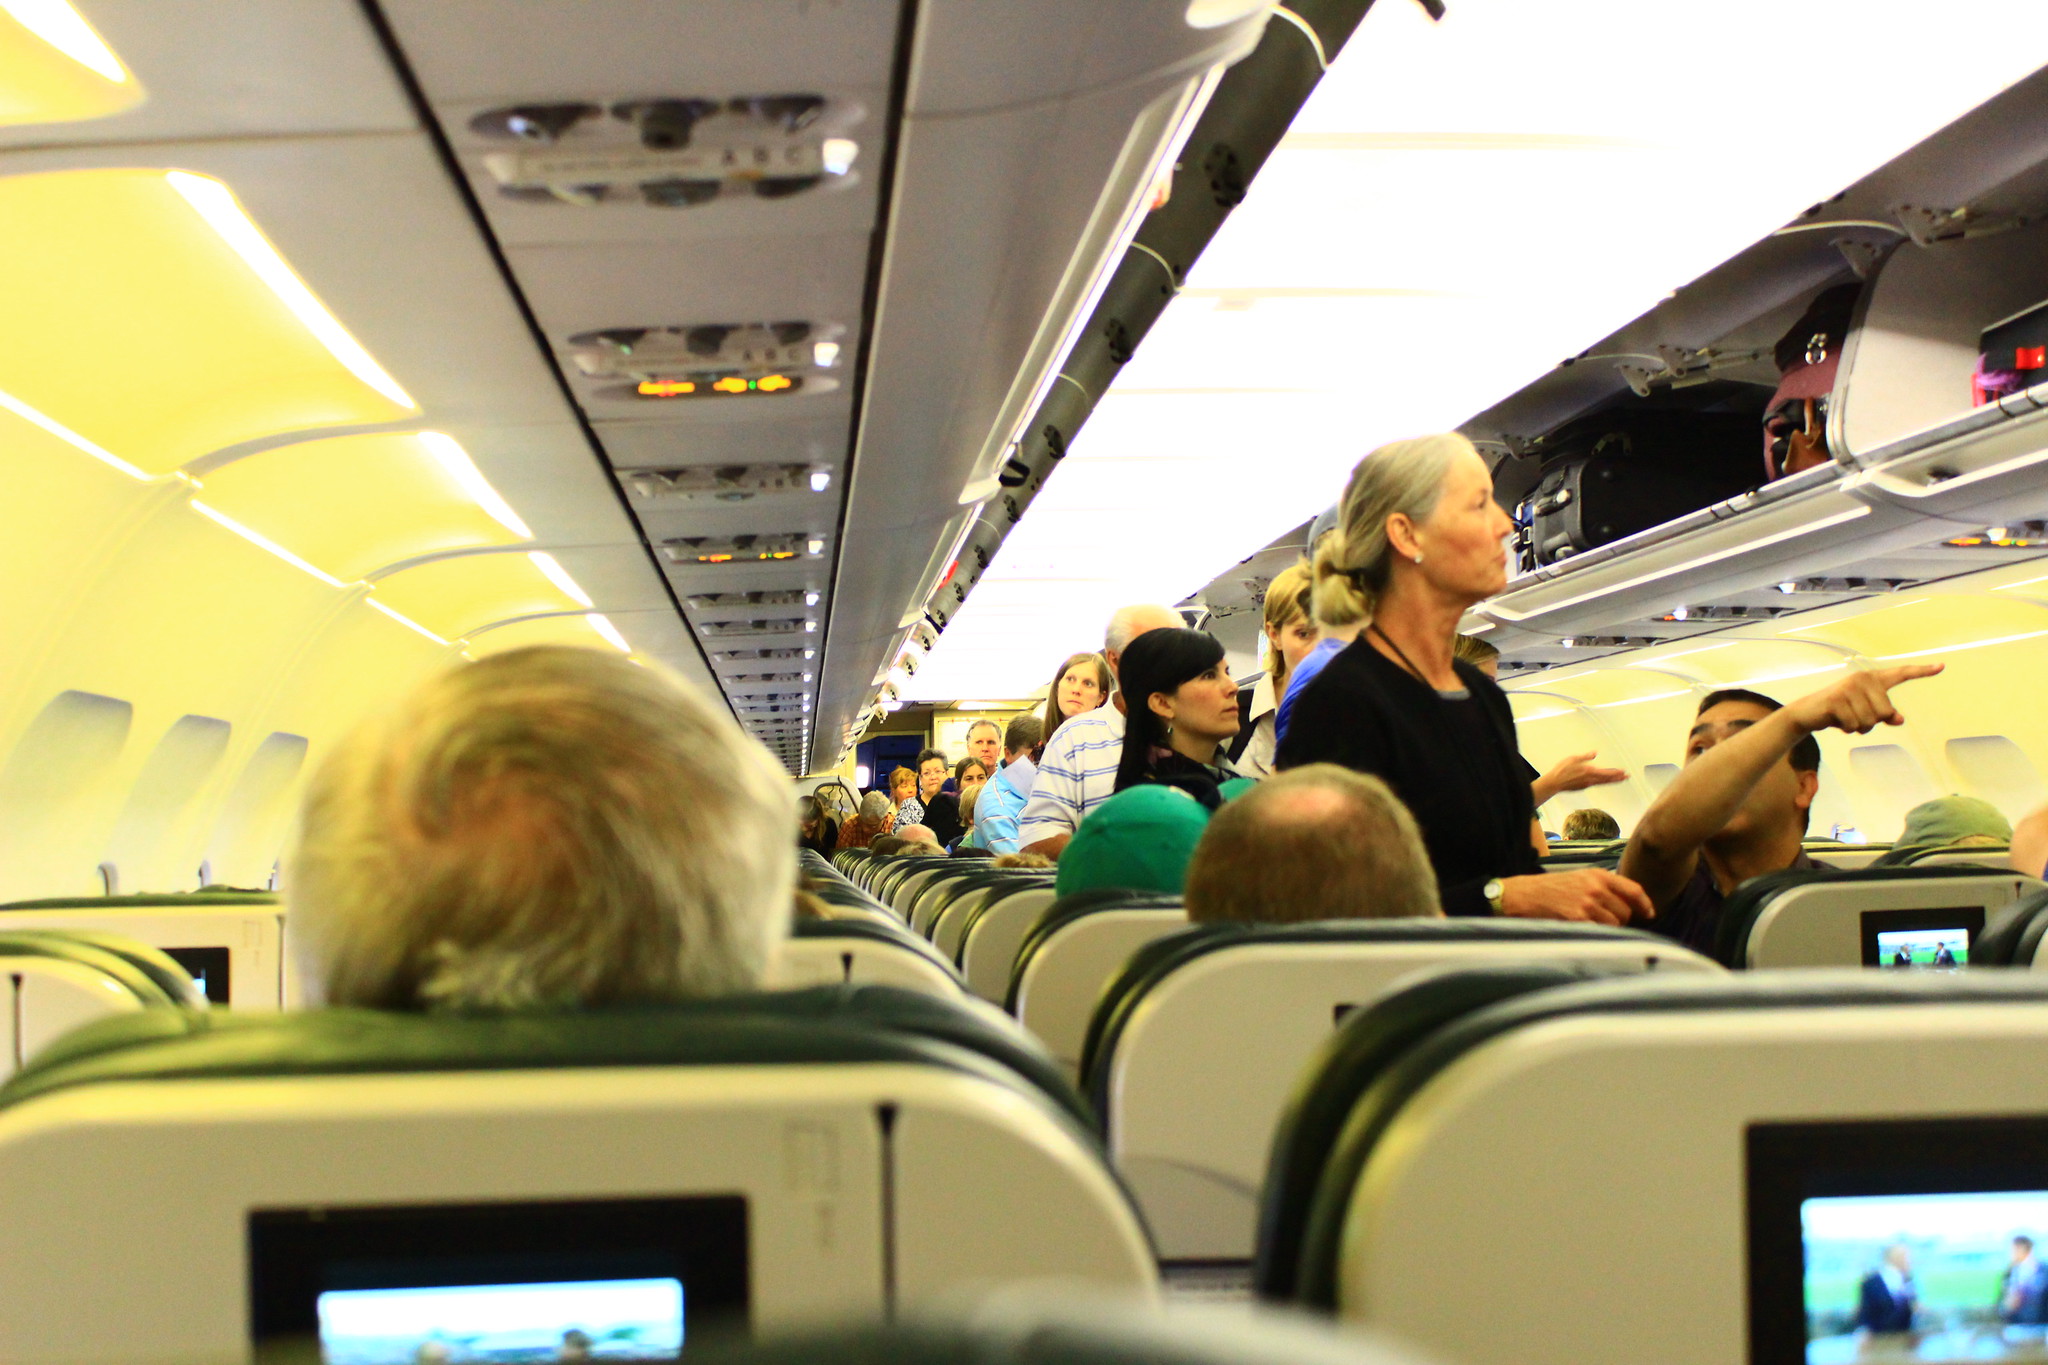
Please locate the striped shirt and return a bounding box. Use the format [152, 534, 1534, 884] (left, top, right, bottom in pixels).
[1017, 706, 1125, 847]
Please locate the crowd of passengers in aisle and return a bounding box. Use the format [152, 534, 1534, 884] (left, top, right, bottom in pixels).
[808, 432, 2047, 955]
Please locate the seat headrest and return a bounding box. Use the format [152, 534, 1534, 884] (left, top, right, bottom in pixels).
[0, 930, 200, 1008]
[1712, 864, 2030, 965]
[0, 984, 1093, 1132]
[1003, 892, 1187, 1012]
[0, 891, 279, 910]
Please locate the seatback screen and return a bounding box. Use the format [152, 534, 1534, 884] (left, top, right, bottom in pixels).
[250, 1195, 748, 1361]
[162, 945, 230, 1003]
[1749, 1119, 2048, 1365]
[1859, 908, 1985, 968]
[317, 1277, 684, 1363]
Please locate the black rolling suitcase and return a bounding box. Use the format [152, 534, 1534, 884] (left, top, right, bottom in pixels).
[1517, 410, 1761, 570]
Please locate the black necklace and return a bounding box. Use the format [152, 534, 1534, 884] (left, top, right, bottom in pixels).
[1369, 622, 1446, 689]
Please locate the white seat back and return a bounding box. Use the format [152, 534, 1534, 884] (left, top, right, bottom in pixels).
[959, 885, 1059, 1001]
[772, 934, 965, 998]
[1099, 927, 1721, 1261]
[1011, 908, 1187, 1080]
[1738, 870, 2039, 968]
[1326, 972, 2048, 1365]
[0, 903, 285, 1009]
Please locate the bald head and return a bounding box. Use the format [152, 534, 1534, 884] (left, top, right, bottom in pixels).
[1105, 604, 1184, 680]
[1186, 764, 1440, 924]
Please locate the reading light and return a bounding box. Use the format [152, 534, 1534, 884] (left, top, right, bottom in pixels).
[0, 385, 146, 480]
[528, 551, 593, 607]
[3, 0, 127, 82]
[587, 614, 631, 653]
[419, 432, 532, 539]
[807, 538, 825, 556]
[805, 620, 818, 632]
[366, 597, 449, 646]
[809, 470, 832, 492]
[804, 649, 816, 659]
[190, 500, 346, 588]
[813, 341, 841, 368]
[805, 591, 820, 607]
[821, 138, 858, 175]
[1672, 605, 1690, 621]
[1777, 582, 1798, 594]
[164, 172, 414, 410]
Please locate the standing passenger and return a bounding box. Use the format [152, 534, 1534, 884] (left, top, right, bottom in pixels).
[1112, 628, 1243, 808]
[1275, 434, 1650, 924]
[1019, 605, 1183, 857]
[1039, 651, 1112, 747]
[974, 713, 1044, 855]
[1234, 562, 1317, 779]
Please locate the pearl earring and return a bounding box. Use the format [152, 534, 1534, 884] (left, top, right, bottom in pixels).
[1412, 552, 1424, 564]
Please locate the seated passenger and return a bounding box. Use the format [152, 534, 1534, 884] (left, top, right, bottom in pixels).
[1562, 808, 1621, 842]
[1619, 668, 1942, 954]
[974, 713, 1044, 854]
[797, 793, 836, 856]
[1053, 785, 1213, 899]
[288, 645, 792, 1009]
[1020, 604, 1183, 856]
[1185, 765, 1439, 924]
[837, 791, 895, 850]
[1896, 794, 2011, 853]
[894, 824, 944, 855]
[1113, 627, 1243, 809]
[1234, 562, 1317, 779]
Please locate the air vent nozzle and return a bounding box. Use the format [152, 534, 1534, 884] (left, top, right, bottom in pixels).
[629, 465, 829, 504]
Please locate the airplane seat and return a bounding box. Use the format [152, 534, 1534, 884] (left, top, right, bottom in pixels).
[1887, 844, 2013, 870]
[908, 866, 997, 936]
[685, 1295, 1434, 1365]
[1975, 887, 2048, 967]
[958, 883, 1064, 999]
[0, 892, 286, 1010]
[775, 918, 967, 998]
[1081, 921, 1720, 1263]
[1713, 865, 2041, 968]
[931, 871, 1055, 966]
[1005, 892, 1189, 1080]
[0, 984, 1151, 1362]
[1267, 969, 2048, 1365]
[0, 930, 204, 1079]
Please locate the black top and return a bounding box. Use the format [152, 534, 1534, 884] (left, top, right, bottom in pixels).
[1657, 850, 1825, 958]
[1274, 640, 1537, 917]
[921, 792, 963, 846]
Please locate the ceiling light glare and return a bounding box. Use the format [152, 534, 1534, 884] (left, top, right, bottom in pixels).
[804, 649, 816, 660]
[528, 551, 593, 607]
[1777, 582, 1798, 594]
[190, 499, 346, 588]
[420, 432, 532, 538]
[1672, 605, 1690, 621]
[4, 0, 127, 82]
[164, 172, 415, 410]
[812, 341, 841, 369]
[0, 384, 145, 479]
[821, 139, 858, 176]
[366, 597, 450, 646]
[809, 469, 832, 492]
[587, 613, 631, 653]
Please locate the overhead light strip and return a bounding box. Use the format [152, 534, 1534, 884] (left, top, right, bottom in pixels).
[189, 499, 346, 588]
[528, 551, 593, 607]
[0, 385, 147, 480]
[366, 597, 450, 646]
[588, 614, 631, 653]
[164, 171, 416, 410]
[417, 431, 531, 538]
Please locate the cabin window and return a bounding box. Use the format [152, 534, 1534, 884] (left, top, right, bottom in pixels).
[205, 733, 308, 890]
[1944, 736, 2046, 827]
[0, 690, 134, 898]
[1845, 744, 1941, 844]
[1642, 763, 1679, 794]
[104, 714, 232, 894]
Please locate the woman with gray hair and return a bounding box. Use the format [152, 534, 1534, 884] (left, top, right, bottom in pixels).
[836, 789, 895, 851]
[288, 645, 794, 1010]
[1275, 434, 1651, 927]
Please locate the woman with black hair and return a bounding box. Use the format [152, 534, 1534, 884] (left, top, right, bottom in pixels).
[1113, 627, 1244, 809]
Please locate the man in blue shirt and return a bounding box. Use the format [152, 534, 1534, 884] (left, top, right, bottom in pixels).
[973, 713, 1043, 854]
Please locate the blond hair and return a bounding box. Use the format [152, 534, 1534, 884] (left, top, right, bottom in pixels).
[288, 646, 792, 1010]
[1185, 765, 1440, 924]
[1311, 434, 1473, 629]
[1261, 561, 1314, 685]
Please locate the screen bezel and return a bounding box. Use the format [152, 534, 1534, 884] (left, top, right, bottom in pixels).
[1747, 1117, 2048, 1365]
[1858, 906, 1985, 967]
[249, 1194, 749, 1360]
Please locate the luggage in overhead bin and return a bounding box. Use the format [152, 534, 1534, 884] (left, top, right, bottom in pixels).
[1975, 297, 2048, 406]
[1517, 408, 1762, 570]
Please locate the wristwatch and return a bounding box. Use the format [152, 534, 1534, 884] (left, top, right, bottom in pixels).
[1483, 877, 1505, 913]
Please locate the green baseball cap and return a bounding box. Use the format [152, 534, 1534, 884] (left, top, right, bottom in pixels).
[1056, 784, 1212, 898]
[1898, 795, 2012, 850]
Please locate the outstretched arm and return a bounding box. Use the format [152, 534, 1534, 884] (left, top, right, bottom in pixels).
[1531, 751, 1626, 808]
[1620, 664, 1943, 909]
